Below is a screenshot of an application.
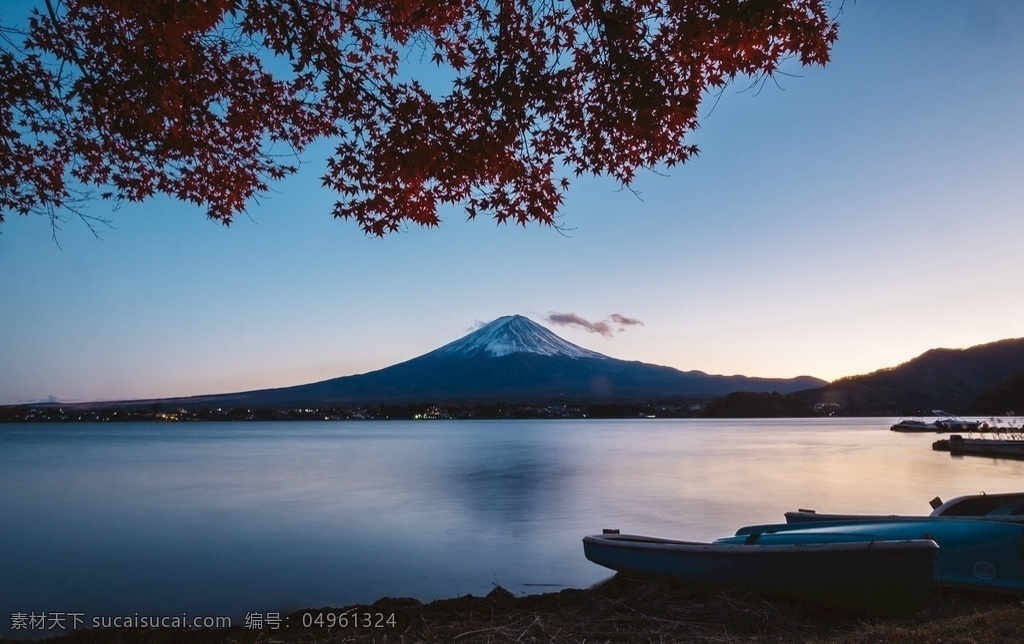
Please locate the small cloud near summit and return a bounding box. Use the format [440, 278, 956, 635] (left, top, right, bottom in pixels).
[610, 314, 644, 330]
[547, 313, 613, 337]
[545, 312, 644, 338]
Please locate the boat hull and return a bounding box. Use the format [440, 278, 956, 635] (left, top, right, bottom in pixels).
[891, 412, 985, 433]
[890, 420, 940, 432]
[731, 519, 1024, 594]
[937, 438, 1024, 460]
[583, 532, 937, 615]
[787, 492, 1024, 524]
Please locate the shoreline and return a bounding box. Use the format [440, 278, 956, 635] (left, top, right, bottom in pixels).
[6, 576, 1024, 643]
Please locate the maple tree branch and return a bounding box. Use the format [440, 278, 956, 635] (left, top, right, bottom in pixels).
[2, 0, 839, 235]
[0, 25, 26, 50]
[45, 195, 113, 247]
[42, 0, 95, 84]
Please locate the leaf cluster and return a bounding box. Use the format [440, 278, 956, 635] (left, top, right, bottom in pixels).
[0, 1, 838, 234]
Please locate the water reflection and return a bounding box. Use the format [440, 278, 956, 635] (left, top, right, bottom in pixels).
[447, 435, 574, 524]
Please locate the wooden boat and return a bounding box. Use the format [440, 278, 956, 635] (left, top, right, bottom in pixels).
[583, 530, 938, 615]
[934, 436, 1024, 460]
[731, 518, 1024, 594]
[786, 491, 1024, 524]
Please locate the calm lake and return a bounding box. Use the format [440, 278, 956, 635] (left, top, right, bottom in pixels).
[2, 418, 1021, 637]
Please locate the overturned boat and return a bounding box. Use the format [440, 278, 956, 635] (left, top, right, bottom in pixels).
[583, 530, 937, 615]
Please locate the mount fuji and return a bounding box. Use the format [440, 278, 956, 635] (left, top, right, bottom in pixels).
[156, 315, 825, 409]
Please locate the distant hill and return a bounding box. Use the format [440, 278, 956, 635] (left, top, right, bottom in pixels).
[967, 371, 1024, 415]
[94, 315, 826, 410]
[701, 391, 815, 418]
[796, 338, 1024, 415]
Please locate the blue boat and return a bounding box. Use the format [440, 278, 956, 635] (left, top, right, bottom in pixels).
[786, 491, 1024, 524]
[728, 518, 1024, 593]
[583, 531, 938, 615]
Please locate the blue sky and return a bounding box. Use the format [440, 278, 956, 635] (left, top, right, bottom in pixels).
[2, 1, 1023, 405]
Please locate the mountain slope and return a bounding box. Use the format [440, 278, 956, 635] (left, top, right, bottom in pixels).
[799, 337, 1024, 414]
[967, 371, 1024, 415]
[157, 315, 825, 409]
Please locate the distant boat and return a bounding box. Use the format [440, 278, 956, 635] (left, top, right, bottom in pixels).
[786, 491, 1024, 524]
[890, 417, 940, 432]
[583, 530, 937, 615]
[730, 518, 1024, 594]
[933, 435, 1024, 460]
[890, 410, 986, 433]
[934, 410, 987, 431]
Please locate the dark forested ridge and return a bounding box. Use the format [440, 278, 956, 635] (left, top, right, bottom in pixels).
[796, 338, 1024, 415]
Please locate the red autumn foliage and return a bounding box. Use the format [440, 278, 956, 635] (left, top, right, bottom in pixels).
[0, 1, 838, 235]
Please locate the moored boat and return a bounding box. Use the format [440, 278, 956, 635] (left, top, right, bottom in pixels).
[890, 417, 940, 432]
[935, 436, 1024, 460]
[934, 411, 986, 431]
[730, 518, 1024, 594]
[890, 411, 986, 433]
[583, 531, 938, 615]
[786, 491, 1024, 524]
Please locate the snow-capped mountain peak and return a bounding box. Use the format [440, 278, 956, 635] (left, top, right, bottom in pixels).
[431, 315, 608, 360]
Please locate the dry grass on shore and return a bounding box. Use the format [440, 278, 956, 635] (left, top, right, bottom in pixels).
[13, 576, 1024, 644]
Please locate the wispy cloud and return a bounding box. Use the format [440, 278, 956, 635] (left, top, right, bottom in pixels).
[546, 313, 613, 337]
[610, 314, 644, 329]
[545, 312, 644, 338]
